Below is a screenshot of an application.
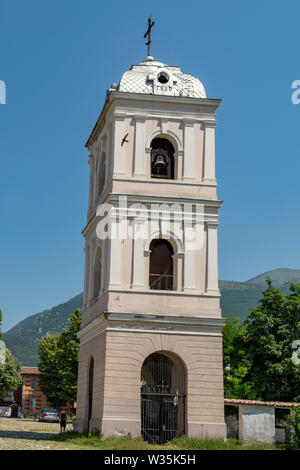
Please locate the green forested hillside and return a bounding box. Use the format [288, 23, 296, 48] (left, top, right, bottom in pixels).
[220, 268, 300, 322]
[219, 280, 264, 322]
[3, 293, 83, 366]
[3, 268, 300, 366]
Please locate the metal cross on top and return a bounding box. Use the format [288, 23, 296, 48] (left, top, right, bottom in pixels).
[144, 16, 155, 57]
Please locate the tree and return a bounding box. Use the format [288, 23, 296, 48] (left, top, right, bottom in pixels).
[222, 314, 256, 399]
[38, 309, 82, 410]
[0, 348, 22, 399]
[38, 335, 62, 409]
[0, 308, 22, 399]
[286, 406, 300, 449]
[243, 279, 300, 402]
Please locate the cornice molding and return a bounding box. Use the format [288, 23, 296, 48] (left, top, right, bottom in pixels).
[133, 114, 148, 121]
[86, 91, 221, 148]
[78, 311, 225, 342]
[110, 91, 222, 108]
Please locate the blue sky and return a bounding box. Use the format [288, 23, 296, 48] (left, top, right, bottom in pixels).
[0, 0, 299, 331]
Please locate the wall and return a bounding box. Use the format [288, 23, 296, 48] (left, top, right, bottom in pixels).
[75, 331, 106, 433]
[239, 405, 275, 444]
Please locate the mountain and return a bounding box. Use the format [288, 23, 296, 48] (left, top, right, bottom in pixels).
[220, 268, 300, 322]
[3, 268, 300, 366]
[246, 268, 300, 288]
[3, 293, 83, 366]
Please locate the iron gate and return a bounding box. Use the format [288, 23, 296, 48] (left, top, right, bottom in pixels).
[141, 352, 186, 444]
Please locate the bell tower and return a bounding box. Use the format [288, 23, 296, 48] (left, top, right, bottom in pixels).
[74, 51, 226, 441]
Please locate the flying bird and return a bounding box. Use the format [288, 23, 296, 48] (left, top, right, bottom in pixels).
[121, 133, 129, 146]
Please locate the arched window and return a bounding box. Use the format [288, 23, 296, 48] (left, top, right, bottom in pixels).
[97, 153, 106, 197]
[93, 247, 102, 300]
[88, 357, 94, 422]
[149, 239, 174, 290]
[150, 138, 175, 180]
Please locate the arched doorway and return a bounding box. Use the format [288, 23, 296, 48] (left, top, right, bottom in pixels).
[141, 351, 186, 444]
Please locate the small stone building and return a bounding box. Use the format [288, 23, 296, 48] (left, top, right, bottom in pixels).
[225, 398, 300, 444]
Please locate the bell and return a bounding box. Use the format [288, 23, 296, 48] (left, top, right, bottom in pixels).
[153, 154, 166, 171]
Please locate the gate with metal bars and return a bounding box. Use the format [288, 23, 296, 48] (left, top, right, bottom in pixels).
[141, 351, 186, 444]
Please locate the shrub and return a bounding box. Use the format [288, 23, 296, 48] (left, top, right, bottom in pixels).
[286, 407, 300, 449]
[89, 428, 100, 437]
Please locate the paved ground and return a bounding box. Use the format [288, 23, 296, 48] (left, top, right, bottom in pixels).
[0, 417, 71, 450]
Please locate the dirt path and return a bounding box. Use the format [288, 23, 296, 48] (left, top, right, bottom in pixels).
[0, 417, 71, 450]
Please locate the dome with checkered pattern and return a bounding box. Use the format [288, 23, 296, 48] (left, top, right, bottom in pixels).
[116, 56, 207, 99]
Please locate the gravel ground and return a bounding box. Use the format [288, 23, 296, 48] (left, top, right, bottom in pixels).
[0, 417, 72, 450]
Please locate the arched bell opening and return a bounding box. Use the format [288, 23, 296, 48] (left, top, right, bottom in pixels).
[141, 351, 186, 444]
[150, 138, 175, 180]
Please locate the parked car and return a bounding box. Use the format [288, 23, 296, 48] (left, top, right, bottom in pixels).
[39, 408, 59, 422]
[0, 406, 12, 417]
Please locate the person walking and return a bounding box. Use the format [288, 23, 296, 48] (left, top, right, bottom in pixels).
[59, 411, 67, 433]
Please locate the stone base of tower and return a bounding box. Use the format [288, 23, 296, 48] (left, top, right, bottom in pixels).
[74, 417, 226, 440]
[73, 418, 88, 434]
[187, 422, 226, 439]
[101, 418, 141, 438]
[74, 416, 140, 436]
[99, 419, 226, 440]
[75, 314, 226, 441]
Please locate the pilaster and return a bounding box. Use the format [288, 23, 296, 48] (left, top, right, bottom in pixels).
[133, 115, 147, 178]
[107, 216, 122, 289]
[206, 222, 220, 295]
[183, 220, 196, 292]
[183, 118, 195, 181]
[112, 113, 126, 177]
[131, 217, 147, 289]
[203, 120, 217, 184]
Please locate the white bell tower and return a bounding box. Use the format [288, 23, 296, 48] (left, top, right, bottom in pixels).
[75, 50, 226, 441]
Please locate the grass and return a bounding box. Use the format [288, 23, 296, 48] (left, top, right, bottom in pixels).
[0, 418, 284, 451]
[52, 431, 280, 450]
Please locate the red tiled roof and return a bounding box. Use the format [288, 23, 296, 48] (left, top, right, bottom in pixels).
[224, 398, 300, 408]
[21, 367, 40, 375]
